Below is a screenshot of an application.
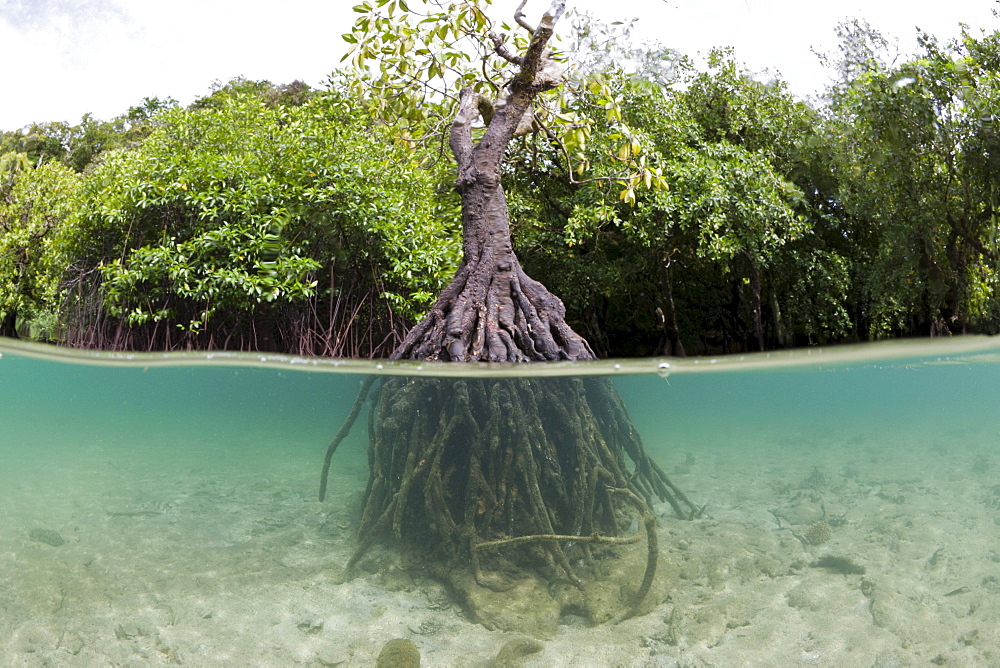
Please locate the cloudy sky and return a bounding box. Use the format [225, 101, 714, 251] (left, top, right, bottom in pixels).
[0, 0, 996, 130]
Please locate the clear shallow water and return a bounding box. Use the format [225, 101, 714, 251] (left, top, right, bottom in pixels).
[3, 335, 1000, 664]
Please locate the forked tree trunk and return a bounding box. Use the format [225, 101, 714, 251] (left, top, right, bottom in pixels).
[392, 1, 591, 363]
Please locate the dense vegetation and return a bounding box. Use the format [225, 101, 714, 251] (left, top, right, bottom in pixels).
[3, 11, 1000, 357]
[1, 80, 460, 355]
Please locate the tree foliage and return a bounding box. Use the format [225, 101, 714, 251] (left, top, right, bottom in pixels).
[0, 96, 178, 175]
[0, 161, 81, 339]
[510, 45, 835, 354]
[1, 82, 461, 354]
[825, 22, 1000, 338]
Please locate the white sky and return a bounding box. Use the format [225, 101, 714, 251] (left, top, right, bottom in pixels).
[0, 0, 997, 130]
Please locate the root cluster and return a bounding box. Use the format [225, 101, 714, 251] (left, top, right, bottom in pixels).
[320, 374, 698, 616]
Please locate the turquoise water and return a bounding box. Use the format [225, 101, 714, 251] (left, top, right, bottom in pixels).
[623, 346, 1000, 456]
[3, 336, 1000, 664]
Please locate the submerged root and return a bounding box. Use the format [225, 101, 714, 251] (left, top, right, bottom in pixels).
[318, 375, 376, 502]
[610, 487, 658, 622]
[319, 374, 697, 622]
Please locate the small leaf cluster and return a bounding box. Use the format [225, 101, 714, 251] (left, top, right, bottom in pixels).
[342, 0, 506, 128]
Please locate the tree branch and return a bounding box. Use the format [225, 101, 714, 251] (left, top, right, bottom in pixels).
[488, 32, 523, 66]
[473, 1, 566, 160]
[518, 0, 566, 85]
[513, 0, 534, 35]
[450, 87, 493, 177]
[477, 95, 496, 127]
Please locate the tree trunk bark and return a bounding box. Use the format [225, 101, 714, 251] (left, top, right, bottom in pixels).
[658, 253, 686, 357]
[391, 3, 592, 364]
[744, 250, 765, 351]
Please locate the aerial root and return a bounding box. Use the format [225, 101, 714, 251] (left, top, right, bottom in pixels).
[472, 485, 658, 621]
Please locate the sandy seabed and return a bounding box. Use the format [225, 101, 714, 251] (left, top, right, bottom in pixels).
[2, 425, 1000, 667]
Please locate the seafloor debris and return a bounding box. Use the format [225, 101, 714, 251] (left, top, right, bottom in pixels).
[376, 638, 420, 668]
[492, 637, 544, 666]
[27, 527, 65, 547]
[803, 521, 833, 546]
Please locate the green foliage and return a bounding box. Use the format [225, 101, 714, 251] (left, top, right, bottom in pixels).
[342, 0, 501, 126]
[825, 24, 1000, 338]
[771, 247, 852, 344]
[0, 96, 178, 175]
[512, 49, 835, 353]
[634, 142, 806, 262]
[70, 85, 459, 335]
[5, 5, 1000, 356]
[0, 151, 33, 187]
[0, 162, 82, 339]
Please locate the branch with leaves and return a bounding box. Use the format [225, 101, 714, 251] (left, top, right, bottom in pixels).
[342, 0, 667, 202]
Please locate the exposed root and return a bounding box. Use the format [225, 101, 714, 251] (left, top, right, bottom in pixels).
[475, 531, 642, 551]
[315, 0, 697, 630]
[391, 256, 594, 363]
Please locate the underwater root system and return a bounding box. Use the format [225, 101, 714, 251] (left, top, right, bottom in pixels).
[320, 374, 699, 618]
